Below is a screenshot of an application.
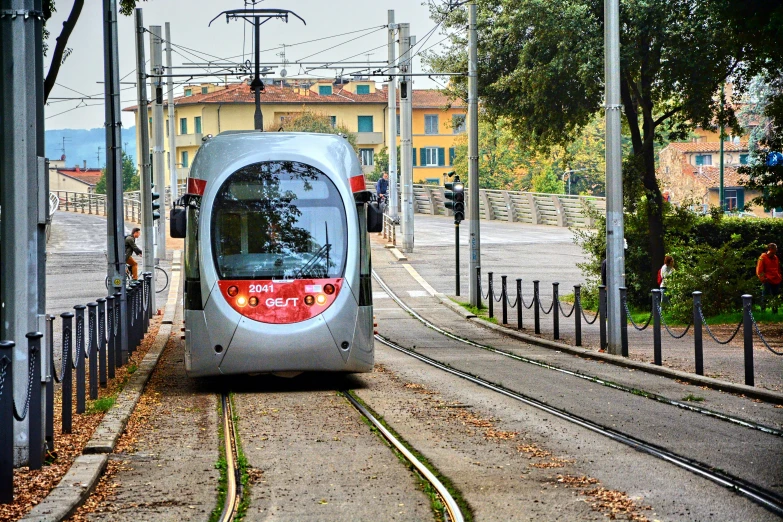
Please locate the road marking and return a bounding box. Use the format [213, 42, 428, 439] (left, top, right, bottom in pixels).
[402, 264, 438, 296]
[372, 291, 390, 299]
[407, 290, 430, 298]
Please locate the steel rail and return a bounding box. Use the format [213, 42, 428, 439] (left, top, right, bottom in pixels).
[219, 393, 241, 522]
[371, 270, 783, 438]
[342, 392, 464, 522]
[374, 334, 783, 517]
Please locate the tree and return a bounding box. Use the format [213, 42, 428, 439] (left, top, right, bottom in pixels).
[531, 168, 564, 194]
[427, 0, 783, 287]
[264, 111, 358, 152]
[94, 150, 139, 194]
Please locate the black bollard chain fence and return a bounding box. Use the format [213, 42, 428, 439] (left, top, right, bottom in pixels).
[557, 295, 576, 318]
[579, 294, 600, 325]
[536, 287, 555, 315]
[623, 299, 653, 331]
[697, 304, 743, 345]
[12, 343, 37, 423]
[748, 309, 783, 356]
[656, 302, 693, 339]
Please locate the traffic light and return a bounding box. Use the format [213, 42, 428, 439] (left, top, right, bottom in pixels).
[444, 175, 465, 223]
[151, 190, 161, 221]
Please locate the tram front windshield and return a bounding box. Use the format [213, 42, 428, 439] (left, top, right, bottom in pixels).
[211, 161, 347, 280]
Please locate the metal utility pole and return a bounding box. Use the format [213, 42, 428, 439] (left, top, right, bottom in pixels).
[0, 0, 46, 467]
[467, 2, 482, 308]
[165, 22, 178, 202]
[135, 11, 154, 311]
[398, 23, 414, 252]
[604, 0, 624, 355]
[719, 83, 725, 210]
[387, 10, 399, 220]
[252, 16, 263, 130]
[150, 25, 167, 262]
[105, 0, 129, 364]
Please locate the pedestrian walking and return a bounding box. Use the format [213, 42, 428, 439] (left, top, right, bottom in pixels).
[376, 172, 389, 204]
[659, 255, 674, 303]
[756, 243, 782, 312]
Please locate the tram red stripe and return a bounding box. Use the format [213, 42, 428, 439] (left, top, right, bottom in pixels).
[187, 178, 207, 196]
[349, 174, 366, 193]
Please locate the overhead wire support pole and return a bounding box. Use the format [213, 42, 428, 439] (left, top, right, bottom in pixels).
[209, 8, 305, 131]
[165, 22, 178, 201]
[398, 23, 414, 253]
[387, 10, 399, 220]
[106, 0, 128, 364]
[135, 10, 154, 310]
[604, 0, 624, 355]
[467, 2, 481, 308]
[150, 25, 166, 264]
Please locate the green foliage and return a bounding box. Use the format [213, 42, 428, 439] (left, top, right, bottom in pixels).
[94, 150, 139, 194]
[368, 146, 390, 182]
[264, 111, 358, 152]
[531, 168, 564, 194]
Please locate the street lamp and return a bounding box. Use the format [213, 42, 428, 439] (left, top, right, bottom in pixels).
[562, 168, 588, 196]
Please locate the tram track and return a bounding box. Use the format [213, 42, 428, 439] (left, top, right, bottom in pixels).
[371, 270, 783, 517]
[372, 270, 783, 438]
[219, 392, 242, 522]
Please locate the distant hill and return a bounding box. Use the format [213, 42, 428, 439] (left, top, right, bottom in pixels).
[45, 127, 136, 169]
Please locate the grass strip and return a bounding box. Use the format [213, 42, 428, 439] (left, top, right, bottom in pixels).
[229, 394, 252, 521]
[208, 398, 228, 522]
[456, 301, 498, 324]
[344, 390, 474, 522]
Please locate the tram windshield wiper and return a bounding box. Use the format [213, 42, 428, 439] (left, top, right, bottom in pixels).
[294, 222, 331, 279]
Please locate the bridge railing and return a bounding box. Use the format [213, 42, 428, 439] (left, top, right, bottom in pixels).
[53, 191, 142, 224]
[368, 184, 605, 228]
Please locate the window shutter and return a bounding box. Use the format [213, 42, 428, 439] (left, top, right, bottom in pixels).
[412, 148, 417, 166]
[695, 155, 703, 166]
[449, 147, 455, 165]
[420, 148, 426, 166]
[738, 188, 745, 209]
[438, 147, 445, 166]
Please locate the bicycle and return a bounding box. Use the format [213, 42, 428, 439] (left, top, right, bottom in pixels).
[104, 251, 169, 293]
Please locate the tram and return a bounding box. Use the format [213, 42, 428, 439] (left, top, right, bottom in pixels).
[170, 131, 382, 377]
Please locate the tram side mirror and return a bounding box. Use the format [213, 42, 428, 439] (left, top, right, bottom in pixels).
[367, 202, 383, 233]
[170, 207, 186, 238]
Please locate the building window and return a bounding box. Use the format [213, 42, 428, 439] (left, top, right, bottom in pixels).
[201, 86, 209, 94]
[422, 147, 444, 167]
[319, 85, 333, 95]
[424, 114, 439, 135]
[330, 116, 337, 128]
[180, 118, 188, 135]
[449, 147, 455, 165]
[452, 114, 466, 133]
[360, 148, 374, 166]
[740, 153, 749, 165]
[184, 88, 192, 97]
[356, 84, 370, 95]
[181, 150, 189, 168]
[694, 154, 712, 166]
[194, 116, 202, 134]
[358, 115, 373, 132]
[396, 114, 400, 135]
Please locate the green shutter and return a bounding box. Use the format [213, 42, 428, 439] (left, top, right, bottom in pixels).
[449, 147, 455, 165]
[438, 147, 445, 166]
[695, 155, 703, 166]
[358, 116, 373, 132]
[420, 148, 427, 166]
[737, 188, 745, 209]
[412, 148, 416, 166]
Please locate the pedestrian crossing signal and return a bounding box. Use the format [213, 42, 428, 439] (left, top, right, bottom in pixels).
[444, 175, 465, 223]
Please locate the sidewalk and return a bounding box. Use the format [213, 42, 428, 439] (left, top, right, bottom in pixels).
[375, 216, 783, 393]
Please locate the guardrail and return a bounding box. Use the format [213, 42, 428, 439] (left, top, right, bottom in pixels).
[368, 184, 605, 228]
[0, 274, 154, 503]
[52, 191, 143, 224]
[45, 193, 59, 242]
[477, 269, 782, 388]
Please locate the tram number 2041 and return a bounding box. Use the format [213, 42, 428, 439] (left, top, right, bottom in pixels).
[249, 284, 274, 293]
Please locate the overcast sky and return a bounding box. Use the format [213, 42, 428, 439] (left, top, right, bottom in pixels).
[44, 0, 450, 130]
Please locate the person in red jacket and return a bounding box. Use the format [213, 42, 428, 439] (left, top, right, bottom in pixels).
[757, 243, 782, 312]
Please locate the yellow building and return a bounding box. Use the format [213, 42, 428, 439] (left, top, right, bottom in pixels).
[396, 90, 467, 184]
[126, 80, 465, 187]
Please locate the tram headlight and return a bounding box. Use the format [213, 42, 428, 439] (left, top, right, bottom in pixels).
[248, 296, 259, 307]
[324, 284, 335, 295]
[304, 295, 315, 306]
[236, 296, 247, 307]
[227, 285, 239, 297]
[316, 294, 327, 305]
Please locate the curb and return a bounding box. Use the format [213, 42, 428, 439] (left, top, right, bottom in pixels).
[21, 252, 182, 522]
[433, 292, 783, 405]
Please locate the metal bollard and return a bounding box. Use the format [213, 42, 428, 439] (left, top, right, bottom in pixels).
[552, 283, 560, 340]
[0, 340, 15, 503]
[144, 272, 153, 325]
[488, 272, 494, 319]
[97, 298, 107, 388]
[114, 292, 124, 368]
[127, 282, 137, 354]
[45, 315, 55, 452]
[620, 287, 628, 357]
[533, 280, 541, 334]
[516, 279, 523, 330]
[26, 332, 43, 471]
[106, 296, 116, 379]
[61, 312, 74, 434]
[574, 285, 582, 347]
[598, 285, 607, 349]
[476, 266, 482, 309]
[501, 276, 508, 325]
[693, 292, 703, 376]
[652, 289, 662, 366]
[74, 305, 87, 414]
[87, 302, 98, 400]
[742, 294, 754, 386]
